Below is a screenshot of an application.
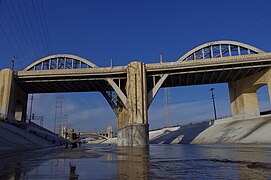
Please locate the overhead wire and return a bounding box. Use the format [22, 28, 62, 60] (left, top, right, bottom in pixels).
[21, 0, 43, 57]
[36, 0, 51, 55]
[0, 0, 18, 57]
[221, 0, 270, 38]
[31, 0, 48, 56]
[16, 0, 39, 59]
[0, 1, 26, 68]
[240, 2, 271, 41]
[8, 0, 35, 61]
[4, 0, 32, 63]
[0, 0, 53, 68]
[40, 0, 52, 54]
[231, 7, 271, 38]
[0, 23, 19, 65]
[245, 22, 271, 40]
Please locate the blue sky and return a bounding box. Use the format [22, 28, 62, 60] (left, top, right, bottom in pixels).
[1, 0, 271, 132]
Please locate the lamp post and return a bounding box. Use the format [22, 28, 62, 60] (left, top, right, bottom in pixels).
[209, 88, 217, 120]
[29, 94, 34, 123]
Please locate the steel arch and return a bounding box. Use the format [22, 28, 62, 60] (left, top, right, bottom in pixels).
[23, 54, 98, 71]
[177, 40, 264, 62]
[147, 40, 265, 108]
[23, 54, 127, 112]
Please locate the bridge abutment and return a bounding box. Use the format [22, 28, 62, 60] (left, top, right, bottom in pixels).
[0, 69, 28, 123]
[117, 62, 149, 147]
[229, 68, 271, 119]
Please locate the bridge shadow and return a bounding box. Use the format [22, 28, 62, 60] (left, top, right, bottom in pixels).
[150, 120, 214, 144]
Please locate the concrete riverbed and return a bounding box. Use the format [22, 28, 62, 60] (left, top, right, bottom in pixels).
[0, 144, 271, 179]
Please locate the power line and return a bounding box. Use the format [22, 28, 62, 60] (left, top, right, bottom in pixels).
[21, 0, 43, 57]
[4, 0, 32, 62]
[245, 22, 271, 40]
[40, 0, 52, 54]
[36, 0, 51, 55]
[0, 3, 26, 68]
[3, 0, 34, 65]
[221, 0, 270, 38]
[231, 8, 271, 39]
[16, 0, 39, 59]
[31, 0, 48, 55]
[0, 23, 18, 58]
[8, 0, 35, 60]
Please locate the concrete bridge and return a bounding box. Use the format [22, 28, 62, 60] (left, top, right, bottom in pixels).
[79, 132, 110, 139]
[79, 126, 113, 139]
[1, 40, 271, 147]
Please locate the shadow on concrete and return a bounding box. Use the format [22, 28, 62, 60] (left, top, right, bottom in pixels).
[150, 120, 214, 144]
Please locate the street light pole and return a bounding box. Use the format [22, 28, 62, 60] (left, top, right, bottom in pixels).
[209, 88, 217, 120]
[29, 94, 34, 123]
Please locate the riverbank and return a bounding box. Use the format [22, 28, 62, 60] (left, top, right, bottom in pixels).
[192, 115, 271, 144]
[93, 115, 271, 145]
[0, 121, 64, 155]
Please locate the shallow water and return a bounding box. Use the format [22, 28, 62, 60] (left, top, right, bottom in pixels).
[0, 144, 271, 179]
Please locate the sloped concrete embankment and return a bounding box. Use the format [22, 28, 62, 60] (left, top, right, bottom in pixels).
[192, 115, 271, 144]
[0, 121, 63, 155]
[93, 115, 271, 145]
[148, 115, 271, 144]
[149, 121, 213, 144]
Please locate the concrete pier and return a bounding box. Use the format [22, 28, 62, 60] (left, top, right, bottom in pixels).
[117, 62, 149, 147]
[229, 69, 271, 119]
[0, 69, 27, 123]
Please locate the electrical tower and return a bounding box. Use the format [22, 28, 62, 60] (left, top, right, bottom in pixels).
[164, 87, 173, 127]
[63, 115, 69, 129]
[54, 96, 64, 134]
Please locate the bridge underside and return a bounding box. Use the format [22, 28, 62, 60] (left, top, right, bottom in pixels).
[147, 61, 271, 88]
[18, 79, 111, 93]
[16, 77, 127, 94]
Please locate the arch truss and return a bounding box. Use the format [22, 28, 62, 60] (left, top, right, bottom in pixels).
[23, 54, 127, 116]
[23, 54, 98, 71]
[177, 40, 264, 62]
[147, 40, 265, 108]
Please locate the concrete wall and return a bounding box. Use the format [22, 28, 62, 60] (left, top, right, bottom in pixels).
[0, 69, 28, 123]
[192, 115, 271, 144]
[0, 121, 63, 155]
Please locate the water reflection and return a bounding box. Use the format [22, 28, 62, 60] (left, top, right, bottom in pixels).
[69, 163, 79, 180]
[117, 147, 149, 179]
[0, 144, 270, 179]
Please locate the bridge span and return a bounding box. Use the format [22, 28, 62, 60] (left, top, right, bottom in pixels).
[1, 40, 271, 147]
[79, 132, 110, 139]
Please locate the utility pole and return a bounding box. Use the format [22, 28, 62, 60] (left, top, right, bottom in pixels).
[12, 56, 15, 70]
[209, 88, 217, 120]
[164, 87, 173, 127]
[160, 52, 163, 63]
[29, 94, 34, 123]
[110, 57, 113, 67]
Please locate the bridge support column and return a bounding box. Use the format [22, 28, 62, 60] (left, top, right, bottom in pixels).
[229, 83, 259, 119]
[228, 69, 271, 119]
[0, 69, 28, 123]
[117, 62, 149, 147]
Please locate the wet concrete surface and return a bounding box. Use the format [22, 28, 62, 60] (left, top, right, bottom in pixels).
[0, 144, 271, 179]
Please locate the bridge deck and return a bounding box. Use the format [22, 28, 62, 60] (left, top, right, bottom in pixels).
[15, 53, 271, 93]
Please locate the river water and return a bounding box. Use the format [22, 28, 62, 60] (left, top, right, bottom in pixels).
[0, 144, 271, 179]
